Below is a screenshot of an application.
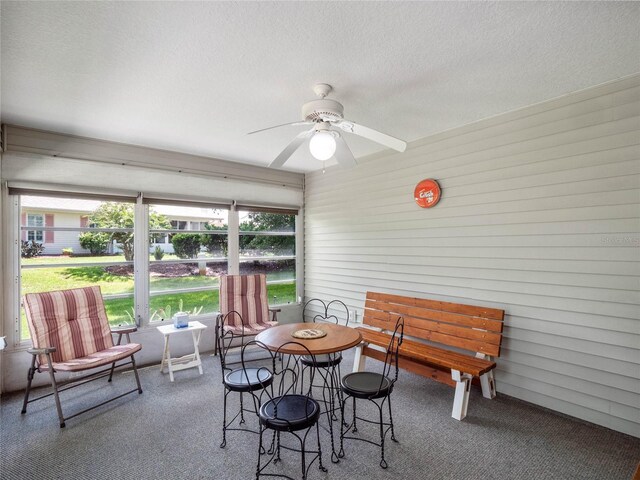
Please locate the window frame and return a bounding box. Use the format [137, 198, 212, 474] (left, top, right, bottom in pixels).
[17, 197, 138, 341]
[7, 191, 302, 347]
[145, 202, 230, 325]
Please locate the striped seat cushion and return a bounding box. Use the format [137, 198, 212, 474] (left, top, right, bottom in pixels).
[219, 274, 276, 335]
[23, 286, 116, 368]
[40, 343, 142, 372]
[222, 321, 278, 336]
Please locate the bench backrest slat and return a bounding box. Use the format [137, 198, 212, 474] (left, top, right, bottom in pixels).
[364, 292, 505, 357]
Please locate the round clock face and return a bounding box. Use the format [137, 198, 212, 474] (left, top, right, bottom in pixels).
[414, 179, 441, 208]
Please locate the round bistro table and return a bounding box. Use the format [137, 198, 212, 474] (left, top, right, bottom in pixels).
[255, 322, 362, 356]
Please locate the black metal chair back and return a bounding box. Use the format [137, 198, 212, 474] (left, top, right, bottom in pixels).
[374, 316, 404, 398]
[303, 298, 350, 326]
[216, 310, 245, 375]
[241, 340, 317, 419]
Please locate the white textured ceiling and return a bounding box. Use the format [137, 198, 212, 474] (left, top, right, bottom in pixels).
[2, 1, 639, 172]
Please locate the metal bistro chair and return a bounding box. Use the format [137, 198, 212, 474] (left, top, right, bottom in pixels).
[339, 317, 404, 469]
[216, 311, 274, 448]
[214, 274, 280, 359]
[21, 286, 143, 428]
[300, 299, 349, 435]
[243, 340, 327, 480]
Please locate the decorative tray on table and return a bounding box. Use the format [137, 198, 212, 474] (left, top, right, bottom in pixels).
[291, 328, 327, 339]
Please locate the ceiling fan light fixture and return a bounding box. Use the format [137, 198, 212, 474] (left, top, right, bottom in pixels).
[309, 130, 337, 161]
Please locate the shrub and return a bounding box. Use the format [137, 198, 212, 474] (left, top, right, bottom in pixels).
[79, 232, 110, 255]
[201, 231, 228, 256]
[62, 248, 73, 255]
[153, 245, 165, 261]
[171, 233, 201, 259]
[21, 241, 44, 258]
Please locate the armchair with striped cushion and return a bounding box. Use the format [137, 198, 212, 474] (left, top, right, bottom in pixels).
[21, 286, 143, 427]
[214, 274, 280, 356]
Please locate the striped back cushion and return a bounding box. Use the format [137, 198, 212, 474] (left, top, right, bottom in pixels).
[24, 286, 113, 364]
[219, 274, 270, 328]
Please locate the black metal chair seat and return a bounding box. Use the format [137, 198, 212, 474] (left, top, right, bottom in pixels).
[224, 368, 273, 393]
[341, 372, 393, 399]
[300, 353, 342, 368]
[259, 394, 321, 432]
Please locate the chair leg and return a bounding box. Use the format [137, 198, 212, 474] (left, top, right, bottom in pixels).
[388, 395, 398, 442]
[256, 426, 264, 480]
[107, 361, 116, 382]
[377, 401, 387, 469]
[338, 394, 346, 458]
[300, 364, 306, 395]
[239, 392, 245, 424]
[276, 431, 281, 463]
[301, 432, 306, 480]
[334, 363, 343, 422]
[220, 390, 228, 448]
[316, 422, 327, 473]
[130, 354, 143, 394]
[352, 396, 358, 433]
[21, 355, 37, 414]
[44, 356, 65, 428]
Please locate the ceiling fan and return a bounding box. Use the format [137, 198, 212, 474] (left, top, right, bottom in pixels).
[249, 83, 407, 169]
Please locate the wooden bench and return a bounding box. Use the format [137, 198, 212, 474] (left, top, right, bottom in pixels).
[352, 292, 505, 421]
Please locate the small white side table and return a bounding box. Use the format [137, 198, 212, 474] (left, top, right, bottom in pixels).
[157, 321, 207, 382]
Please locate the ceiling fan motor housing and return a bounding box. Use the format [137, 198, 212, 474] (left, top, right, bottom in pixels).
[302, 98, 344, 122]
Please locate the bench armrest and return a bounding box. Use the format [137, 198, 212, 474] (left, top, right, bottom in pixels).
[27, 346, 56, 355]
[111, 326, 138, 335]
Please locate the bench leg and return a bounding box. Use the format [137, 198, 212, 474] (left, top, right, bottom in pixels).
[352, 344, 367, 373]
[479, 370, 496, 399]
[451, 370, 472, 421]
[475, 353, 496, 400]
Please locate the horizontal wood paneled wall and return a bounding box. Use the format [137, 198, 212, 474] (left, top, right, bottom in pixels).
[304, 74, 640, 437]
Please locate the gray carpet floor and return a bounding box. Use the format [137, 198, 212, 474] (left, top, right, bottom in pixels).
[1, 349, 639, 480]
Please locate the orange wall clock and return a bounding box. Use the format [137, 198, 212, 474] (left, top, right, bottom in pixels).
[414, 179, 441, 208]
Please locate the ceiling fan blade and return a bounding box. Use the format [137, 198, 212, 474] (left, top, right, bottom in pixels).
[334, 135, 357, 168]
[268, 128, 314, 168]
[248, 121, 312, 135]
[334, 120, 407, 152]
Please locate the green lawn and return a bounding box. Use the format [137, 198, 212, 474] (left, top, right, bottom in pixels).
[19, 255, 297, 339]
[21, 267, 221, 296]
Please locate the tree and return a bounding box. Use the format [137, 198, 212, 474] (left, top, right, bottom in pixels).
[239, 213, 295, 254]
[89, 203, 170, 261]
[201, 224, 228, 256]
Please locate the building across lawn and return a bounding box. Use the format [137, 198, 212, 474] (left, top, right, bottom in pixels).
[20, 196, 226, 255]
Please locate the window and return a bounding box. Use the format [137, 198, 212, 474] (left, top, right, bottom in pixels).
[170, 220, 188, 230]
[239, 209, 296, 305]
[149, 204, 229, 322]
[19, 196, 136, 340]
[13, 191, 300, 343]
[26, 214, 44, 242]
